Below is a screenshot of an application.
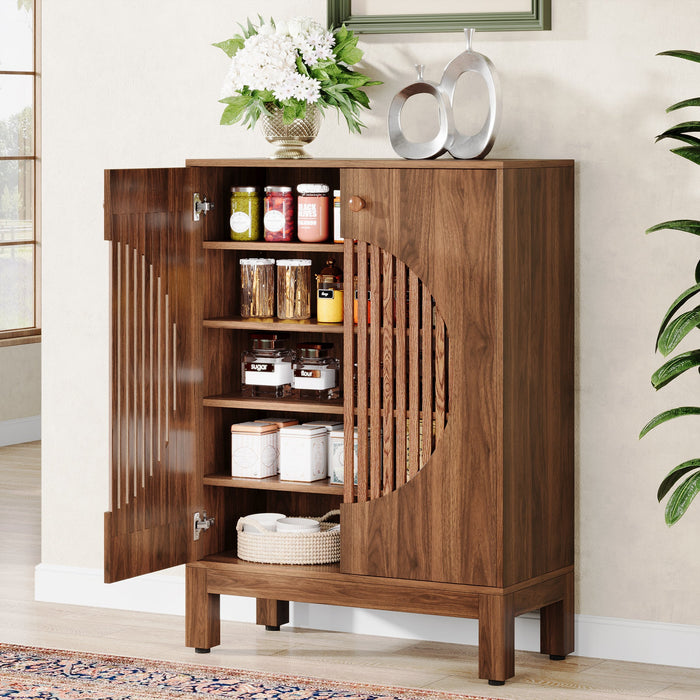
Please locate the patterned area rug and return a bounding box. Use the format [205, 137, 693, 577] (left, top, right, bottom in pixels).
[0, 644, 499, 700]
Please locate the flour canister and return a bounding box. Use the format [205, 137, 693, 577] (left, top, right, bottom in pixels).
[231, 421, 279, 478]
[329, 427, 359, 485]
[278, 424, 328, 482]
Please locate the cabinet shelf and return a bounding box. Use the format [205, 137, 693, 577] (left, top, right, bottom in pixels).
[203, 393, 344, 414]
[203, 473, 345, 495]
[204, 241, 341, 253]
[204, 316, 344, 334]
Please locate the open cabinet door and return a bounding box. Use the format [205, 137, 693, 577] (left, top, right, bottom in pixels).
[103, 166, 223, 583]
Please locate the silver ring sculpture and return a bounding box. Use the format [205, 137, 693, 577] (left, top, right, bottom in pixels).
[388, 28, 501, 160]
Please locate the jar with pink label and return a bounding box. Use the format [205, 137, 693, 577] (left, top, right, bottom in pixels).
[296, 183, 330, 242]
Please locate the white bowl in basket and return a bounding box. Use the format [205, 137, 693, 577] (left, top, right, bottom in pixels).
[241, 512, 285, 532]
[275, 517, 320, 533]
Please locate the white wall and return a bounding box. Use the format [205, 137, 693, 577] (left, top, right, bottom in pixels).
[40, 0, 700, 656]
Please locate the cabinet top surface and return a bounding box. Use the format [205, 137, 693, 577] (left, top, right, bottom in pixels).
[185, 158, 574, 170]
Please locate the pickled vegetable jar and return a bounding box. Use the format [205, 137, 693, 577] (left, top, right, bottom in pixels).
[230, 187, 260, 241]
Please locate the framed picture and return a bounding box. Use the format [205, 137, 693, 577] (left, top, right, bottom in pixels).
[327, 0, 551, 33]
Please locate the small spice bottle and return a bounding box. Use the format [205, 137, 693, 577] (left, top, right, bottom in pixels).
[241, 333, 295, 398]
[276, 259, 312, 320]
[239, 258, 275, 318]
[297, 183, 330, 242]
[230, 187, 261, 241]
[264, 186, 294, 241]
[292, 342, 340, 400]
[316, 258, 343, 323]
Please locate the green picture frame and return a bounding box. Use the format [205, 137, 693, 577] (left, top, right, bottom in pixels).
[327, 0, 551, 33]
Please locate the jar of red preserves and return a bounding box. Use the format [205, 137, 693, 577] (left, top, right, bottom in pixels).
[264, 186, 294, 242]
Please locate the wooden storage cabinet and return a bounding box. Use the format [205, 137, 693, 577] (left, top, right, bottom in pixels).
[104, 158, 574, 684]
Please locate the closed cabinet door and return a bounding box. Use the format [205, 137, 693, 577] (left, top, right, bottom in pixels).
[339, 166, 502, 587]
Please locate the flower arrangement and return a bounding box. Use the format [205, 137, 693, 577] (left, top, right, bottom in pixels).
[215, 16, 381, 134]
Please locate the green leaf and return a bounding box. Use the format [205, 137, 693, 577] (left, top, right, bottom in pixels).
[213, 37, 245, 58]
[657, 121, 700, 137]
[658, 458, 700, 501]
[655, 132, 700, 148]
[671, 146, 700, 165]
[651, 349, 700, 389]
[667, 97, 700, 112]
[658, 49, 700, 63]
[646, 219, 700, 236]
[664, 471, 700, 525]
[219, 96, 252, 125]
[696, 260, 700, 284]
[640, 407, 700, 438]
[655, 282, 700, 351]
[658, 306, 700, 355]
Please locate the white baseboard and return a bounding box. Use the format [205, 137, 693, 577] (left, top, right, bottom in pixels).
[34, 563, 700, 669]
[0, 415, 41, 447]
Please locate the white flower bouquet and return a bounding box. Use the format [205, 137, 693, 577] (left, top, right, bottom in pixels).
[216, 16, 381, 134]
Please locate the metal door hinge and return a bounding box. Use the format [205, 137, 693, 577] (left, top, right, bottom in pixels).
[193, 193, 214, 221]
[193, 511, 215, 540]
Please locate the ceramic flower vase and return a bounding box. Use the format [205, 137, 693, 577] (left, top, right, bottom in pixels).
[260, 104, 321, 159]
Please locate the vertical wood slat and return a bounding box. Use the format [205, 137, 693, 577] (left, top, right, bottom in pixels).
[435, 311, 446, 441]
[421, 287, 434, 467]
[408, 270, 420, 480]
[394, 261, 407, 488]
[369, 245, 382, 500]
[342, 238, 356, 504]
[115, 240, 122, 515]
[381, 251, 395, 495]
[132, 246, 139, 504]
[124, 236, 131, 509]
[356, 241, 369, 503]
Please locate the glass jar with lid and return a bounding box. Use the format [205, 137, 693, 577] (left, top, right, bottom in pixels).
[241, 333, 295, 398]
[264, 186, 294, 241]
[239, 258, 275, 318]
[230, 187, 261, 241]
[316, 257, 343, 323]
[297, 183, 330, 242]
[292, 342, 340, 400]
[276, 259, 311, 320]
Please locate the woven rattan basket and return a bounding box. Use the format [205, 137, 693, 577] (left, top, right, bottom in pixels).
[236, 510, 340, 565]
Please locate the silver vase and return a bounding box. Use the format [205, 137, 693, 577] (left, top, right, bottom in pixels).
[260, 104, 321, 159]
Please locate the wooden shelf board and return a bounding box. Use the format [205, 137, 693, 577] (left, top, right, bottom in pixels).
[203, 473, 345, 495]
[203, 241, 341, 253]
[204, 316, 344, 334]
[203, 393, 344, 414]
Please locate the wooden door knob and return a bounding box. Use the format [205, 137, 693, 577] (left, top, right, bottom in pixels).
[348, 196, 366, 212]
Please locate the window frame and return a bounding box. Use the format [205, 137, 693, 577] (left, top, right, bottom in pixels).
[0, 0, 40, 346]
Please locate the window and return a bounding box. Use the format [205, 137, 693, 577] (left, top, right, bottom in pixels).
[0, 0, 39, 344]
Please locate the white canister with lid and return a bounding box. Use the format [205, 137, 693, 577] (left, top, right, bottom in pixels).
[329, 427, 359, 485]
[231, 421, 279, 478]
[279, 424, 328, 482]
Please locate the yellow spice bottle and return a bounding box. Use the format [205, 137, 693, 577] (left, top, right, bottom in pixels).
[316, 258, 343, 323]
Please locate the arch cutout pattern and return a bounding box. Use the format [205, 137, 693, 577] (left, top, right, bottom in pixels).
[342, 240, 450, 504]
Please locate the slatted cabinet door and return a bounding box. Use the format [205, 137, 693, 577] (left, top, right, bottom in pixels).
[104, 167, 226, 583]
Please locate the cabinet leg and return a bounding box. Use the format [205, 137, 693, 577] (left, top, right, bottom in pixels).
[185, 565, 220, 652]
[256, 598, 289, 631]
[478, 593, 514, 684]
[540, 571, 574, 659]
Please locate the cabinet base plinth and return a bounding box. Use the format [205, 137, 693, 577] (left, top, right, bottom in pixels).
[186, 559, 574, 683]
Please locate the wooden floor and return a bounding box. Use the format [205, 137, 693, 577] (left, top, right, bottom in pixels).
[1, 441, 698, 699]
